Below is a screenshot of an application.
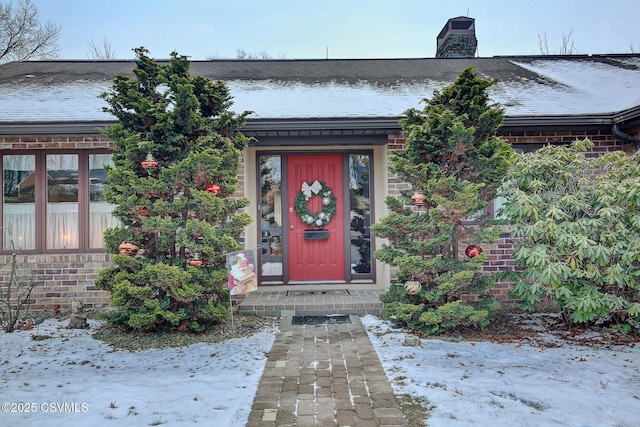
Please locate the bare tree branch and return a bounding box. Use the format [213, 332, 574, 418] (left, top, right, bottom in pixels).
[560, 28, 576, 55]
[537, 30, 550, 55]
[538, 28, 577, 55]
[88, 37, 117, 59]
[235, 49, 273, 59]
[0, 0, 60, 63]
[0, 242, 40, 333]
[207, 50, 286, 60]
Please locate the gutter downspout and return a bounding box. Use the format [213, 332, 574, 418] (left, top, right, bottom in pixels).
[612, 123, 640, 152]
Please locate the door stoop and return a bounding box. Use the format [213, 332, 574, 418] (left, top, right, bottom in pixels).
[237, 287, 385, 317]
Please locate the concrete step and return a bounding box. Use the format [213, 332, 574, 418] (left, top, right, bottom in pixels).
[238, 288, 385, 317]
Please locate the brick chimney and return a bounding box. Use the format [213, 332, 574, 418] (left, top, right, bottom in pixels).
[436, 17, 477, 58]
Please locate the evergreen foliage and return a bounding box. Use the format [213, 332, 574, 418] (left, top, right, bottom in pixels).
[501, 139, 640, 328]
[96, 48, 252, 332]
[372, 68, 513, 334]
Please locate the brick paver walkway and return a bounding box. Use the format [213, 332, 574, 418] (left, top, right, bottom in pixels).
[246, 316, 406, 427]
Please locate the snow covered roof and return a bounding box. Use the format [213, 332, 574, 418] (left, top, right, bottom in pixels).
[0, 55, 639, 125]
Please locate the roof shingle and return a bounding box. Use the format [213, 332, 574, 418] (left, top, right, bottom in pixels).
[1, 55, 639, 123]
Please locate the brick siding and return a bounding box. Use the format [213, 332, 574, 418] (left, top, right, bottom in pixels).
[502, 130, 627, 154]
[0, 136, 112, 150]
[0, 253, 112, 313]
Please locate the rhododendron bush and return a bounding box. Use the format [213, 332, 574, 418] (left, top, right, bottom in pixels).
[501, 139, 640, 328]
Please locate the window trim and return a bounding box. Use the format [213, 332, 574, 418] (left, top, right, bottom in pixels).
[1, 149, 113, 254]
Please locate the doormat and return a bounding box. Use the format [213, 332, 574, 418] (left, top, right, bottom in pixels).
[286, 289, 350, 297]
[291, 314, 352, 325]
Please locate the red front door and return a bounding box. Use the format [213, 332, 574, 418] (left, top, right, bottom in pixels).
[287, 154, 345, 281]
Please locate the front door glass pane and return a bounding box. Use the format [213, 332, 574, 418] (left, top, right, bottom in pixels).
[47, 154, 78, 249]
[3, 155, 36, 250]
[349, 154, 372, 274]
[259, 155, 282, 276]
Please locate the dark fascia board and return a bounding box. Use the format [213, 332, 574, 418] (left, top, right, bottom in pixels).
[0, 118, 402, 138]
[613, 105, 640, 128]
[241, 117, 401, 136]
[0, 111, 637, 138]
[240, 114, 623, 135]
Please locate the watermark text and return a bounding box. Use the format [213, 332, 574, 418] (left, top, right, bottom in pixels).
[1, 402, 89, 413]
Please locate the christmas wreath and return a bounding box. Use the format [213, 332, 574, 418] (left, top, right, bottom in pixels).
[294, 180, 337, 228]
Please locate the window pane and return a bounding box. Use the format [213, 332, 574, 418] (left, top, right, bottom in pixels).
[349, 154, 372, 274]
[89, 154, 118, 248]
[47, 154, 78, 249]
[259, 155, 282, 276]
[3, 155, 36, 250]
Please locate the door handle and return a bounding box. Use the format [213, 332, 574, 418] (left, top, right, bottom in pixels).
[290, 225, 294, 230]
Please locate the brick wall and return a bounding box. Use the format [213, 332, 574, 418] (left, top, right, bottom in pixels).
[0, 135, 113, 150]
[459, 231, 519, 303]
[0, 253, 112, 313]
[502, 130, 626, 154]
[386, 135, 410, 198]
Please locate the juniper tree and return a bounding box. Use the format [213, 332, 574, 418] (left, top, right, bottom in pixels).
[96, 48, 252, 332]
[372, 68, 513, 333]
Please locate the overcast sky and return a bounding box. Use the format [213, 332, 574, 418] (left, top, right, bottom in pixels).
[30, 0, 640, 60]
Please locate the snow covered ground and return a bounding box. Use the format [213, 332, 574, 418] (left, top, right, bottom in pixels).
[361, 315, 640, 427]
[1, 315, 639, 426]
[0, 318, 276, 427]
